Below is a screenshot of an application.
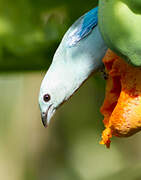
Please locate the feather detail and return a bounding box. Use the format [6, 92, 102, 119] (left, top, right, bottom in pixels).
[66, 7, 98, 47]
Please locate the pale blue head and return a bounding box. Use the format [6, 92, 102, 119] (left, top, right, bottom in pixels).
[38, 47, 75, 127]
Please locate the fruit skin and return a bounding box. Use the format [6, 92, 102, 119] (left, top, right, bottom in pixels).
[98, 0, 141, 66]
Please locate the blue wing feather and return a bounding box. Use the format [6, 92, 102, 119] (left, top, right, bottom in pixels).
[67, 7, 98, 47]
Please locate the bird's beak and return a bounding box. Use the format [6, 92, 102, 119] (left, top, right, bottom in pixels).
[41, 105, 56, 128]
[41, 112, 48, 128]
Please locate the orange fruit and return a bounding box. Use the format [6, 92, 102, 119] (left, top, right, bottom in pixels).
[100, 49, 141, 148]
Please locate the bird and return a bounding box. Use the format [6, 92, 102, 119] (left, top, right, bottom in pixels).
[98, 0, 141, 66]
[38, 7, 108, 127]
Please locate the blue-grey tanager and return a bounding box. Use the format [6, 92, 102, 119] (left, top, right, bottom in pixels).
[38, 7, 107, 127]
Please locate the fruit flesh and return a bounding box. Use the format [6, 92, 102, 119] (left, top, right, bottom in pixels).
[100, 49, 141, 148]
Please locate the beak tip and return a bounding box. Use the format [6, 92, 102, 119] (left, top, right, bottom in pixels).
[44, 124, 48, 128]
[41, 115, 48, 128]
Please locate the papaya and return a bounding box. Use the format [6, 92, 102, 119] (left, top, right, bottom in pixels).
[100, 49, 141, 148]
[98, 0, 141, 66]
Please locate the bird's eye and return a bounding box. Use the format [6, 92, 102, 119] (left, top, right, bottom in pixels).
[43, 94, 51, 102]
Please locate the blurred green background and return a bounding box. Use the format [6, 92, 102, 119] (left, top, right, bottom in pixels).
[1, 0, 141, 180]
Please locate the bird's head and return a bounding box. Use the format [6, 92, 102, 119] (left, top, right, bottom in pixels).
[38, 54, 71, 127]
[38, 42, 84, 127]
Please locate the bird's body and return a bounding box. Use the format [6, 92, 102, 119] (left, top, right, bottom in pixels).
[39, 7, 107, 126]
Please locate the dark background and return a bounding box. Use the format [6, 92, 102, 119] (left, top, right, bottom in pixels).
[0, 0, 97, 71]
[0, 0, 141, 180]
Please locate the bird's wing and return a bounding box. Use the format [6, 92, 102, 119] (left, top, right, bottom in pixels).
[66, 7, 98, 47]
